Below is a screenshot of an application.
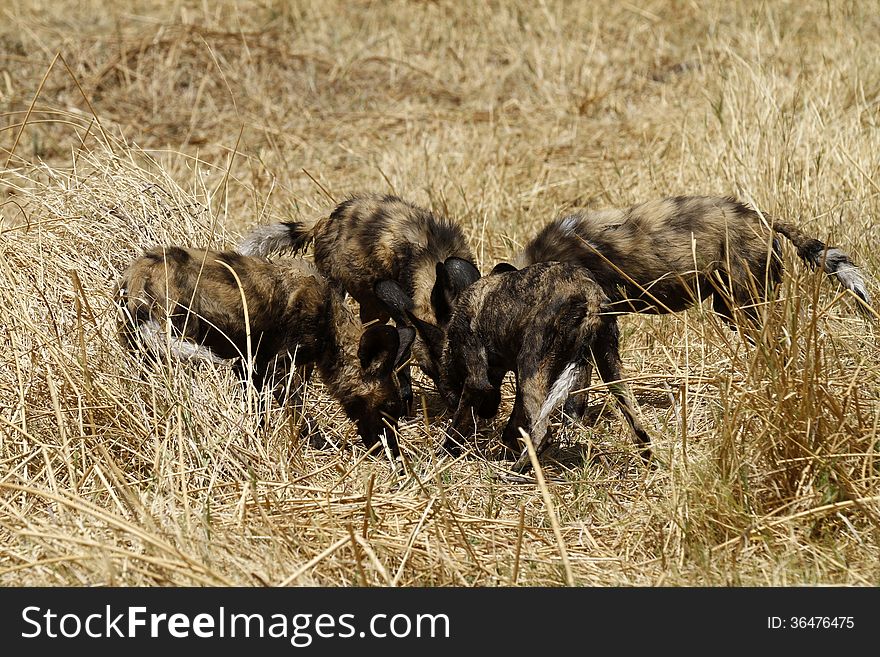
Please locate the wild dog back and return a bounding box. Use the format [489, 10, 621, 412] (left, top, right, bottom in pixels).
[315, 194, 478, 327]
[238, 193, 481, 404]
[517, 195, 871, 322]
[117, 247, 325, 363]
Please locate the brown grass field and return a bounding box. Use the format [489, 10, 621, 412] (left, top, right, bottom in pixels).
[1, 0, 879, 587]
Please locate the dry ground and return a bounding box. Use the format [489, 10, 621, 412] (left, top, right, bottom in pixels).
[1, 0, 879, 586]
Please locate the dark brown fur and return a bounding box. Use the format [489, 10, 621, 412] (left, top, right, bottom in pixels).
[397, 262, 651, 473]
[238, 193, 481, 402]
[116, 246, 414, 453]
[517, 195, 871, 323]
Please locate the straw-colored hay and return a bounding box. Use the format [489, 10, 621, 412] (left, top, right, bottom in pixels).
[1, 0, 878, 586]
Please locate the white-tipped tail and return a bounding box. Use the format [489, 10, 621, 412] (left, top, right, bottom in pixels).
[823, 248, 872, 308]
[534, 362, 580, 436]
[237, 223, 295, 257]
[137, 320, 225, 363]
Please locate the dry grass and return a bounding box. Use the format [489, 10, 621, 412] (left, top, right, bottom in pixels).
[1, 0, 879, 586]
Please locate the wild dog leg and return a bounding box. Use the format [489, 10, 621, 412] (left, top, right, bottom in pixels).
[592, 321, 651, 460]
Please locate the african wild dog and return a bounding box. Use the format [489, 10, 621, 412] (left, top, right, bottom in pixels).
[517, 195, 874, 419]
[116, 246, 415, 454]
[517, 195, 871, 321]
[383, 260, 651, 473]
[238, 193, 481, 406]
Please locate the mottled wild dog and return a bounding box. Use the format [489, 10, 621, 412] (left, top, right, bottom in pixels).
[517, 195, 872, 321]
[116, 246, 415, 454]
[384, 261, 651, 473]
[517, 195, 873, 419]
[238, 193, 481, 405]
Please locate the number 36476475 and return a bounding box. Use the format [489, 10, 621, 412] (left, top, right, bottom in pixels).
[768, 617, 854, 629]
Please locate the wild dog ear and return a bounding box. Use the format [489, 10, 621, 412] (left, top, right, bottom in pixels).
[489, 262, 517, 275]
[431, 257, 480, 325]
[405, 310, 443, 345]
[404, 309, 445, 365]
[444, 257, 481, 292]
[374, 279, 414, 326]
[395, 326, 416, 366]
[358, 324, 401, 379]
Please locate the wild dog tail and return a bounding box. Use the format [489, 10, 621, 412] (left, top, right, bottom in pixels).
[532, 297, 604, 441]
[132, 319, 225, 363]
[772, 221, 873, 314]
[116, 273, 224, 365]
[237, 214, 320, 257]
